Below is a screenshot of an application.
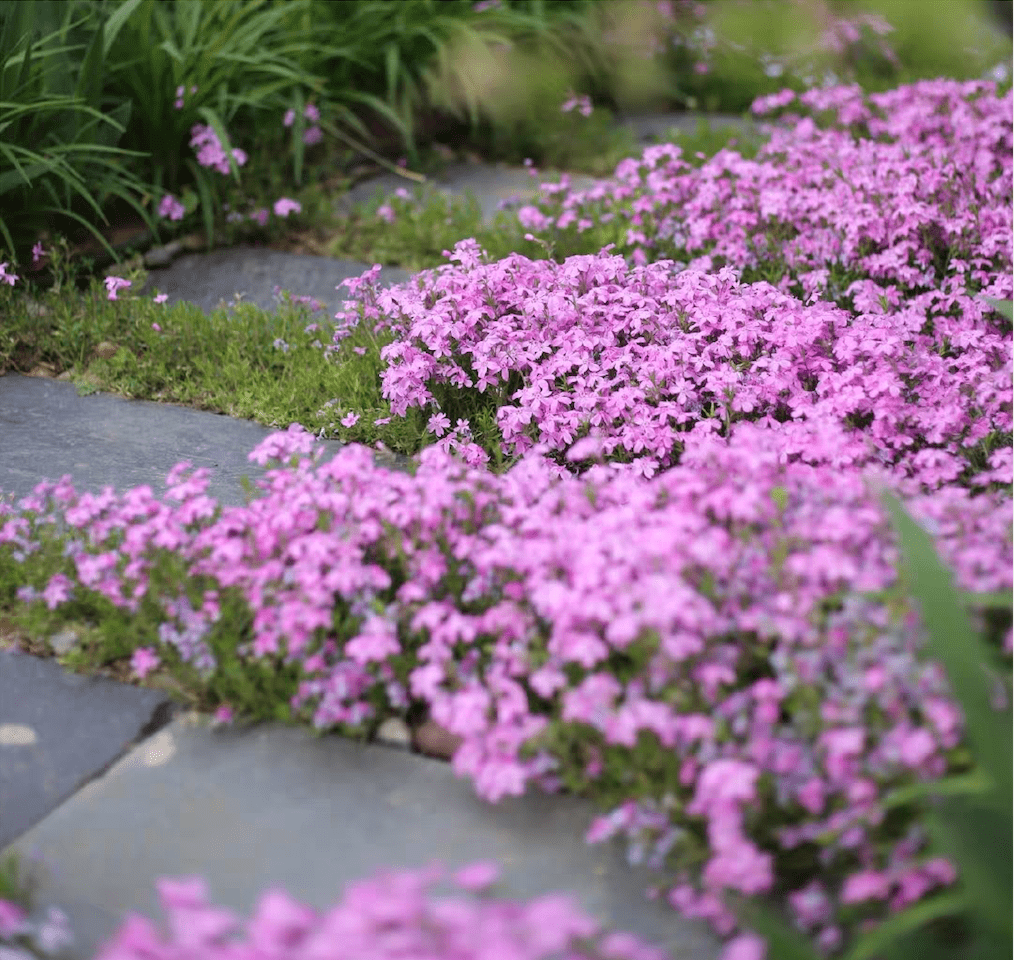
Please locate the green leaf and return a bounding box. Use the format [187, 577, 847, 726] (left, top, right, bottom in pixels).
[73, 15, 105, 112]
[980, 296, 1013, 321]
[921, 799, 1011, 944]
[880, 768, 993, 811]
[102, 0, 145, 57]
[876, 487, 1012, 798]
[842, 892, 970, 960]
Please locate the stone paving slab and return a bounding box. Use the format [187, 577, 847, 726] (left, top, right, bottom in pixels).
[335, 161, 600, 224]
[0, 373, 345, 507]
[4, 716, 720, 960]
[0, 646, 174, 851]
[139, 248, 413, 320]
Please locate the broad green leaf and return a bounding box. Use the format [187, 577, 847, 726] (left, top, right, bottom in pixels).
[876, 488, 1012, 798]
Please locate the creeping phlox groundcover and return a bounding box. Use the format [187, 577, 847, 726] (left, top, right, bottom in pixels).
[1, 79, 1011, 959]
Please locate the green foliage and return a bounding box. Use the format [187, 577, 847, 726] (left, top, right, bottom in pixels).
[0, 0, 156, 263]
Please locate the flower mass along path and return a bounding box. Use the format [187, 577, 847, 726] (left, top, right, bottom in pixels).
[1, 79, 1012, 960]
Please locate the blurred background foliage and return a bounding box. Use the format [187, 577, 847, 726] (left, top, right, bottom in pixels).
[0, 0, 1010, 265]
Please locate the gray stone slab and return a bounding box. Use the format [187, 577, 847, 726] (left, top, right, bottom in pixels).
[337, 161, 599, 225]
[617, 111, 767, 144]
[0, 373, 345, 507]
[0, 647, 174, 851]
[139, 247, 413, 320]
[4, 717, 720, 960]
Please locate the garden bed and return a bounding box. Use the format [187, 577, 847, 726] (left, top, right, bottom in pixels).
[1, 74, 1011, 960]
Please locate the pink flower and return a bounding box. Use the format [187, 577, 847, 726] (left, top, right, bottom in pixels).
[212, 704, 234, 726]
[42, 572, 73, 609]
[104, 276, 131, 300]
[452, 861, 499, 890]
[0, 899, 29, 938]
[158, 194, 185, 221]
[841, 869, 892, 904]
[190, 123, 246, 175]
[561, 92, 593, 117]
[32, 241, 45, 264]
[283, 108, 296, 127]
[427, 412, 451, 437]
[0, 262, 18, 286]
[302, 126, 323, 146]
[376, 204, 395, 223]
[340, 412, 359, 428]
[131, 646, 161, 679]
[273, 198, 301, 218]
[721, 932, 766, 960]
[246, 888, 316, 947]
[154, 294, 168, 305]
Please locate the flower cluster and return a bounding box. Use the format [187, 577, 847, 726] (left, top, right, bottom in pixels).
[190, 124, 248, 176]
[92, 866, 671, 960]
[2, 79, 1011, 960]
[283, 103, 323, 146]
[5, 412, 1009, 955]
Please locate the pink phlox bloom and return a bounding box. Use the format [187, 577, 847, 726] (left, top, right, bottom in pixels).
[689, 759, 760, 816]
[104, 276, 131, 300]
[212, 704, 234, 726]
[42, 572, 74, 609]
[158, 194, 185, 221]
[344, 614, 400, 665]
[841, 868, 892, 904]
[452, 860, 500, 891]
[273, 198, 302, 218]
[0, 898, 29, 938]
[0, 262, 20, 286]
[246, 887, 318, 949]
[130, 647, 160, 679]
[721, 932, 767, 960]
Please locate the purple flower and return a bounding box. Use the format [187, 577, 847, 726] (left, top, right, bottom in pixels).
[273, 198, 301, 218]
[0, 899, 29, 938]
[131, 647, 161, 679]
[42, 572, 73, 609]
[158, 194, 185, 221]
[104, 276, 131, 300]
[0, 262, 18, 286]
